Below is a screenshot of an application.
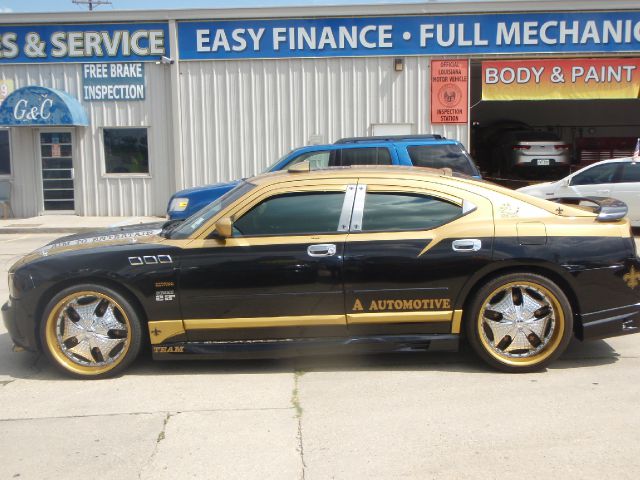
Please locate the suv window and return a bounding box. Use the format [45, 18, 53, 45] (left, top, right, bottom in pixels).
[332, 147, 392, 166]
[288, 151, 331, 169]
[571, 163, 619, 186]
[619, 163, 640, 183]
[407, 145, 477, 175]
[234, 192, 345, 236]
[361, 192, 462, 232]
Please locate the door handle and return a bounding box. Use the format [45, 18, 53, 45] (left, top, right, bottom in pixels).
[307, 244, 337, 257]
[452, 239, 482, 252]
[596, 189, 610, 195]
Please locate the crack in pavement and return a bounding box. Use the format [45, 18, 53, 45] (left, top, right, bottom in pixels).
[138, 412, 174, 480]
[0, 380, 14, 387]
[0, 406, 292, 423]
[292, 369, 306, 480]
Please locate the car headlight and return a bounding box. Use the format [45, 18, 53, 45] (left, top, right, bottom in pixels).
[169, 197, 189, 212]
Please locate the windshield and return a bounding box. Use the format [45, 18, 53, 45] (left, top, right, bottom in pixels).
[262, 151, 294, 173]
[169, 181, 256, 239]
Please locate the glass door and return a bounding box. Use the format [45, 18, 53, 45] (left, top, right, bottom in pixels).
[40, 132, 75, 212]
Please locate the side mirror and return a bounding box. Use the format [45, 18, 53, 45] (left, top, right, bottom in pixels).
[561, 178, 570, 187]
[213, 217, 233, 239]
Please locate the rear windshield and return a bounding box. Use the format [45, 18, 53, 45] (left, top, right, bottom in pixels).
[407, 145, 479, 176]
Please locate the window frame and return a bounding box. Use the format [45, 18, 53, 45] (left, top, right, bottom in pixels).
[569, 162, 621, 186]
[231, 190, 351, 238]
[194, 179, 360, 241]
[352, 186, 464, 234]
[0, 128, 13, 178]
[101, 126, 152, 178]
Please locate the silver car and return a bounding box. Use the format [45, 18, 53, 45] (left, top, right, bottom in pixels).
[493, 130, 570, 175]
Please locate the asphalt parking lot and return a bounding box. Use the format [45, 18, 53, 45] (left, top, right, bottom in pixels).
[1, 233, 639, 480]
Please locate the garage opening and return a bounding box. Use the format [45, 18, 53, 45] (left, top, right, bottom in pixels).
[469, 57, 640, 187]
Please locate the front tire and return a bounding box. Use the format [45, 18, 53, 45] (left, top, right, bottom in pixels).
[466, 273, 573, 372]
[40, 284, 142, 379]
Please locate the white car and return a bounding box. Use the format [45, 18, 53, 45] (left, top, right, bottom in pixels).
[517, 157, 640, 226]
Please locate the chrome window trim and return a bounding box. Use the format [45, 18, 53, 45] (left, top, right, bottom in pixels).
[338, 184, 357, 232]
[349, 184, 367, 232]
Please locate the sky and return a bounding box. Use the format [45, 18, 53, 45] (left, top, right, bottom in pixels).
[0, 0, 443, 13]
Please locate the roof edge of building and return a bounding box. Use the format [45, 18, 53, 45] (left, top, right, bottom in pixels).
[1, 0, 638, 24]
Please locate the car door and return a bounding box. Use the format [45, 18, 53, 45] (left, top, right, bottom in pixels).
[611, 162, 640, 224]
[556, 162, 622, 198]
[178, 180, 356, 341]
[343, 179, 494, 336]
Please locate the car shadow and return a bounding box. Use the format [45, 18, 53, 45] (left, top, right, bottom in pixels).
[0, 332, 619, 381]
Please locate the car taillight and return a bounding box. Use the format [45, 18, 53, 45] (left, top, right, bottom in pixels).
[512, 145, 531, 150]
[554, 144, 570, 150]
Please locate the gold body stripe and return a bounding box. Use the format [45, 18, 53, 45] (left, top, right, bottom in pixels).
[451, 310, 463, 334]
[346, 311, 452, 324]
[183, 315, 346, 330]
[148, 320, 186, 345]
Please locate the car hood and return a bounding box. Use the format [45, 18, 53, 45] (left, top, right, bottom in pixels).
[15, 222, 166, 266]
[172, 180, 240, 197]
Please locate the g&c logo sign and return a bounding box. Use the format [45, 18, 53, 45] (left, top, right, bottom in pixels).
[0, 86, 89, 127]
[13, 97, 53, 122]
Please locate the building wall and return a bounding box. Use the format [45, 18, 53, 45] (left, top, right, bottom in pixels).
[177, 56, 468, 189]
[0, 63, 173, 216]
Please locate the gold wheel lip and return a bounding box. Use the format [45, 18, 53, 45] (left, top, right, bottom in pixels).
[477, 280, 565, 367]
[44, 290, 132, 376]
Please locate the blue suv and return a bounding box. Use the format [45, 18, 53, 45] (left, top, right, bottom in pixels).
[167, 135, 481, 219]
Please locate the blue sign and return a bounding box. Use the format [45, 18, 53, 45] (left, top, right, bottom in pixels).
[0, 86, 89, 126]
[83, 63, 145, 101]
[179, 11, 640, 60]
[0, 23, 169, 63]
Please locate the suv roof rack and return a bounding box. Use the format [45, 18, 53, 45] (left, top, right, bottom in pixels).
[334, 134, 445, 144]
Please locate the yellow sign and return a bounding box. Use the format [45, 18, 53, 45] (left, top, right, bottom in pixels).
[352, 298, 451, 312]
[0, 79, 14, 104]
[482, 58, 640, 101]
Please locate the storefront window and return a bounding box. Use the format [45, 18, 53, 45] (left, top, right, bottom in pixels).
[103, 128, 149, 174]
[0, 130, 10, 175]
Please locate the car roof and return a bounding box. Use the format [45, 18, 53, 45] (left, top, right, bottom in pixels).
[335, 134, 445, 144]
[246, 165, 593, 218]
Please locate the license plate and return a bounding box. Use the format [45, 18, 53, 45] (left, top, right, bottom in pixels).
[536, 159, 551, 166]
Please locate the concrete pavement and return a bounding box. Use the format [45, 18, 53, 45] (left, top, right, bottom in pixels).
[0, 233, 639, 479]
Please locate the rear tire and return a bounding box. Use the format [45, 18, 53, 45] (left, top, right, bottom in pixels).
[40, 284, 142, 379]
[465, 273, 573, 373]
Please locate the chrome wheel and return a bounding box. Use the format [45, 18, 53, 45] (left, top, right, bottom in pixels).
[478, 281, 564, 365]
[44, 290, 133, 376]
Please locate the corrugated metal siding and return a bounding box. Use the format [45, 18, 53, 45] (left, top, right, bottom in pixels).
[0, 63, 172, 216]
[178, 56, 468, 189]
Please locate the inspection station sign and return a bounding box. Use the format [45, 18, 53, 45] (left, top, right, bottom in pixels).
[179, 11, 640, 60]
[83, 63, 146, 101]
[431, 60, 468, 124]
[482, 58, 640, 100]
[0, 23, 169, 63]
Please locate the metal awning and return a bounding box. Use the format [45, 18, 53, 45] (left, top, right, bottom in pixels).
[0, 86, 88, 127]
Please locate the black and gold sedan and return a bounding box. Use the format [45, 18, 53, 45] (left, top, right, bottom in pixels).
[4, 165, 640, 378]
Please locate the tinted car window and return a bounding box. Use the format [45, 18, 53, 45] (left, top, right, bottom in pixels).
[361, 193, 462, 232]
[571, 163, 619, 186]
[234, 192, 344, 236]
[407, 145, 477, 175]
[332, 147, 392, 166]
[619, 163, 640, 183]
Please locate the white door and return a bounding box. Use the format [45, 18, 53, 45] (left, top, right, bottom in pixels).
[38, 130, 75, 213]
[611, 162, 640, 224]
